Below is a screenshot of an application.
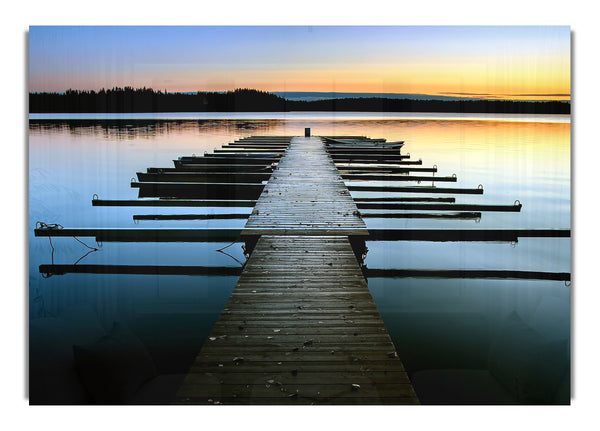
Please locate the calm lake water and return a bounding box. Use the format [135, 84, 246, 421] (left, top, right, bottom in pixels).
[28, 112, 571, 404]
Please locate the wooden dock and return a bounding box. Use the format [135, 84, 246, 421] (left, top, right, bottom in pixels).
[242, 137, 369, 236]
[33, 132, 571, 405]
[174, 136, 419, 405]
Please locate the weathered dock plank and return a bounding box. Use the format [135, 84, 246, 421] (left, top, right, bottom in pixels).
[132, 181, 264, 199]
[34, 228, 242, 242]
[360, 211, 482, 219]
[348, 184, 483, 194]
[34, 226, 570, 242]
[132, 213, 249, 220]
[174, 157, 277, 166]
[242, 137, 368, 236]
[150, 165, 275, 173]
[365, 268, 571, 281]
[343, 174, 456, 182]
[356, 202, 521, 211]
[38, 264, 242, 277]
[137, 172, 271, 183]
[175, 235, 419, 405]
[91, 199, 257, 207]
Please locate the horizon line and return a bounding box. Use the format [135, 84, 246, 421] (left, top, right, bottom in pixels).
[28, 87, 571, 102]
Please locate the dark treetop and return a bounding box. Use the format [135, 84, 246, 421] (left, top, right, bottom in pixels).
[29, 87, 570, 115]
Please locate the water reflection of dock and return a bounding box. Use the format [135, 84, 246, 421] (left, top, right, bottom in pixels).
[34, 131, 570, 404]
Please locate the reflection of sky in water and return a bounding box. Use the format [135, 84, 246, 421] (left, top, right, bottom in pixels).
[29, 115, 571, 404]
[366, 238, 571, 273]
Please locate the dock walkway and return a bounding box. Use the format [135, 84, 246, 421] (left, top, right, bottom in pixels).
[175, 137, 419, 404]
[242, 136, 369, 236]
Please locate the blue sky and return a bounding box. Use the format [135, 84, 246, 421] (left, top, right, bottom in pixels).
[29, 26, 571, 99]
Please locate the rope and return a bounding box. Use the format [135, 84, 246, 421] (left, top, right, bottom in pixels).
[36, 221, 99, 263]
[36, 221, 64, 230]
[48, 236, 55, 264]
[216, 240, 237, 252]
[73, 249, 97, 265]
[216, 249, 246, 267]
[36, 222, 62, 264]
[216, 238, 246, 267]
[72, 236, 98, 251]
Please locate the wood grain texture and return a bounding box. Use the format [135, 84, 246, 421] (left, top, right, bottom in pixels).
[175, 235, 418, 405]
[174, 136, 417, 405]
[243, 137, 369, 235]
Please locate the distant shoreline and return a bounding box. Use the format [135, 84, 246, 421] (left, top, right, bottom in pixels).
[29, 88, 570, 115]
[28, 112, 570, 125]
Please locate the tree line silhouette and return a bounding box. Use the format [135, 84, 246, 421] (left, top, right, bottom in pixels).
[29, 87, 570, 114]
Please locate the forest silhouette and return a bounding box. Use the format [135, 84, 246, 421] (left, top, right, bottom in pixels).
[29, 87, 570, 114]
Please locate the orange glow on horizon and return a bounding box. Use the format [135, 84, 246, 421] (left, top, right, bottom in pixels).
[30, 26, 571, 102]
[152, 61, 571, 101]
[32, 63, 570, 102]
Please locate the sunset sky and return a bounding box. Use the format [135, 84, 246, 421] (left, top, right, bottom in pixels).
[29, 26, 570, 101]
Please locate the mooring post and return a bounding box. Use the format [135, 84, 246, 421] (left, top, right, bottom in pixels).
[305, 127, 310, 137]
